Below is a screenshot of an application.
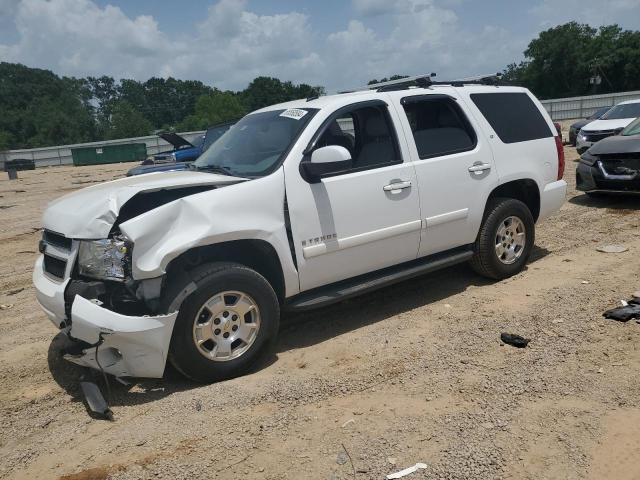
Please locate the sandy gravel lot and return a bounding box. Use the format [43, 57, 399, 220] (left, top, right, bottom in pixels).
[1, 147, 640, 480]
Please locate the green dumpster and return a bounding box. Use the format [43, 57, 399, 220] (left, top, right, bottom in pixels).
[71, 143, 147, 166]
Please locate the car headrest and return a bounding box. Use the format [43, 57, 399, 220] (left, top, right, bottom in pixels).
[438, 107, 460, 128]
[365, 115, 388, 137]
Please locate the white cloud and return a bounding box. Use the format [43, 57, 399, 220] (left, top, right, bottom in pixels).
[531, 0, 640, 28]
[0, 0, 636, 94]
[1, 0, 172, 79]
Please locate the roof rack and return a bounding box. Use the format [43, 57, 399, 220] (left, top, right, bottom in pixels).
[346, 72, 506, 93]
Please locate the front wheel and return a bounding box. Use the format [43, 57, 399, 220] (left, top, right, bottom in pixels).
[166, 262, 280, 383]
[470, 198, 535, 280]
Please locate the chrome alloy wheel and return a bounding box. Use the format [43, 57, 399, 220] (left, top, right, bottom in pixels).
[192, 291, 261, 362]
[495, 216, 526, 265]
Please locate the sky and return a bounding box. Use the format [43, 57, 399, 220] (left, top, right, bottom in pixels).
[1, 0, 640, 92]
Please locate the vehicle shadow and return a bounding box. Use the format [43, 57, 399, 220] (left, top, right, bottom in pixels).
[48, 248, 551, 411]
[569, 192, 640, 210]
[274, 250, 548, 354]
[47, 333, 196, 412]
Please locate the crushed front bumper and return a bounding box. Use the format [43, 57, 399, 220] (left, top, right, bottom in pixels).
[33, 255, 177, 378]
[576, 161, 640, 193]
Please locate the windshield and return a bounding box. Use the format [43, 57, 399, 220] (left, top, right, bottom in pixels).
[622, 117, 640, 136]
[600, 103, 640, 120]
[202, 123, 234, 151]
[588, 106, 611, 119]
[194, 108, 317, 177]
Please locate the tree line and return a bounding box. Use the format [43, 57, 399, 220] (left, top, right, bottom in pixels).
[2, 21, 640, 150]
[0, 63, 323, 150]
[503, 22, 640, 99]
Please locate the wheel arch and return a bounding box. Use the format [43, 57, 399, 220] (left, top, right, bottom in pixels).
[486, 179, 540, 222]
[164, 239, 287, 304]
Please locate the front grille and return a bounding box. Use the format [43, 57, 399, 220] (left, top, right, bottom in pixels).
[44, 255, 67, 279]
[43, 230, 72, 250]
[41, 230, 75, 280]
[600, 154, 640, 166]
[584, 130, 616, 142]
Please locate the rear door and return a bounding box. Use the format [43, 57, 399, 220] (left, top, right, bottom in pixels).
[388, 89, 499, 257]
[458, 88, 558, 190]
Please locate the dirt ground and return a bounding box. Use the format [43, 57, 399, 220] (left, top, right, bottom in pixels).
[1, 144, 640, 480]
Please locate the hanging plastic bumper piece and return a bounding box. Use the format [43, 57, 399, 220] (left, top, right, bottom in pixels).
[64, 295, 178, 378]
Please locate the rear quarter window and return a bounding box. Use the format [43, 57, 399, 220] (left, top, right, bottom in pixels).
[470, 92, 553, 144]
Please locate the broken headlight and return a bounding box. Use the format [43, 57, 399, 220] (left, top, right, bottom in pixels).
[78, 236, 131, 281]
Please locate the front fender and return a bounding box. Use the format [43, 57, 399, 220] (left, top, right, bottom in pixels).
[120, 168, 299, 297]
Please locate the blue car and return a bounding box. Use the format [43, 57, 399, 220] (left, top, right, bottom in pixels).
[127, 122, 234, 176]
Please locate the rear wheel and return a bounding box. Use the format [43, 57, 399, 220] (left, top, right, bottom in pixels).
[470, 198, 535, 280]
[165, 262, 279, 383]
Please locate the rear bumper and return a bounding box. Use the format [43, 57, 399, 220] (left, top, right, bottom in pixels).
[538, 180, 567, 221]
[576, 162, 640, 193]
[33, 256, 178, 378]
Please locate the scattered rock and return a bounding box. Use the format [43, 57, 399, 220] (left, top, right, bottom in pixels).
[341, 418, 355, 428]
[0, 304, 14, 310]
[500, 332, 530, 348]
[336, 451, 348, 465]
[387, 457, 397, 465]
[596, 244, 628, 253]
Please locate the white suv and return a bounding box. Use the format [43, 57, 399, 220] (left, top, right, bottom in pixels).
[33, 77, 567, 382]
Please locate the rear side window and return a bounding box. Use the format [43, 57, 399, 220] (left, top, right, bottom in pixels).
[470, 92, 553, 144]
[401, 96, 476, 159]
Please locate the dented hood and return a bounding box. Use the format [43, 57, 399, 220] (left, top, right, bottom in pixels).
[43, 171, 245, 239]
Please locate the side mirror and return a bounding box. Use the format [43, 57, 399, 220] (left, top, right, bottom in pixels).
[300, 145, 352, 182]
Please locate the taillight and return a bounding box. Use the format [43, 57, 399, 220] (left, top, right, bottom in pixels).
[555, 135, 565, 180]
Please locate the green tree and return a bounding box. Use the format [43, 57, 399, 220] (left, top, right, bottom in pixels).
[178, 92, 246, 130]
[503, 22, 640, 98]
[0, 62, 95, 148]
[106, 100, 153, 139]
[368, 74, 409, 85]
[241, 76, 323, 111]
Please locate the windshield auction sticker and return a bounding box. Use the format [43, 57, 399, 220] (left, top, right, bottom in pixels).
[279, 108, 308, 120]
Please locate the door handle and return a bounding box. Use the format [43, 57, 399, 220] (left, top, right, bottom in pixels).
[383, 180, 412, 193]
[468, 163, 491, 174]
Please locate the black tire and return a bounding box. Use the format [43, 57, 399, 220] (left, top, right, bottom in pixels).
[163, 262, 280, 383]
[470, 197, 535, 280]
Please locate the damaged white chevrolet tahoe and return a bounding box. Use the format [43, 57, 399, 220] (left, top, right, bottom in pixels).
[33, 76, 567, 383]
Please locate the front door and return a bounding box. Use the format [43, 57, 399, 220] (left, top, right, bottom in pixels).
[285, 100, 422, 291]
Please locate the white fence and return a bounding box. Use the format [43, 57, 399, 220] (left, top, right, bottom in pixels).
[540, 90, 640, 121]
[0, 131, 205, 169]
